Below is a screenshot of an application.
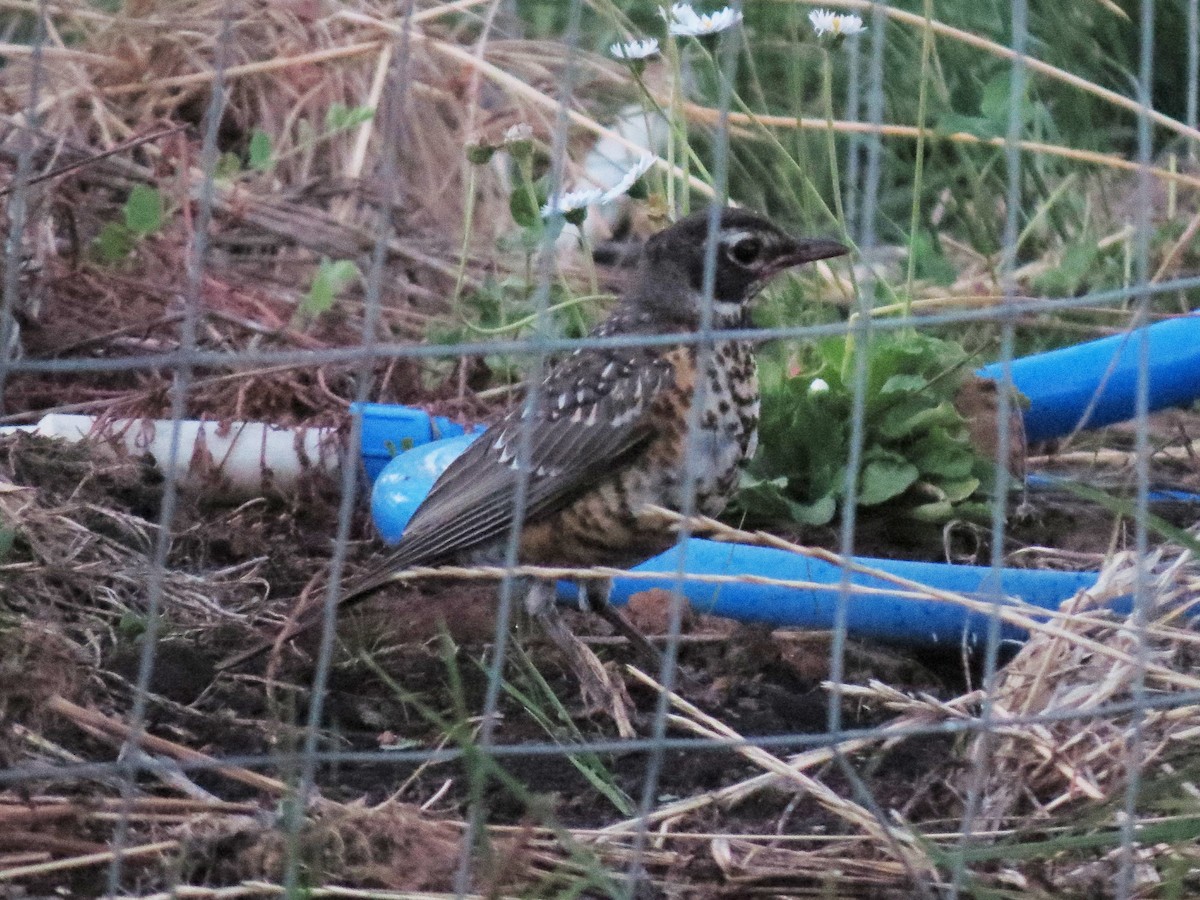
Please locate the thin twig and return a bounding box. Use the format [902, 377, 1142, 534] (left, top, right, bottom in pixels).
[0, 125, 185, 197]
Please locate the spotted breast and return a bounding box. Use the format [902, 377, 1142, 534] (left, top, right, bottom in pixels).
[518, 339, 759, 568]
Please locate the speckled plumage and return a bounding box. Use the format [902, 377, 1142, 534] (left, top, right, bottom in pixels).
[516, 339, 759, 568]
[221, 209, 847, 672]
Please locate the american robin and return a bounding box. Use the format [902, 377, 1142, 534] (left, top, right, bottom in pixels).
[223, 209, 847, 725]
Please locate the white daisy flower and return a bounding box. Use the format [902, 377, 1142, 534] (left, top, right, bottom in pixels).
[600, 153, 657, 203]
[540, 187, 605, 219]
[610, 37, 661, 60]
[541, 155, 658, 220]
[808, 8, 866, 37]
[665, 3, 743, 37]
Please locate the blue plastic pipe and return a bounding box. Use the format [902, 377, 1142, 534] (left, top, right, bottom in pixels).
[369, 432, 482, 544]
[977, 313, 1200, 443]
[352, 401, 484, 483]
[363, 432, 1103, 647]
[1026, 472, 1200, 505]
[609, 540, 1099, 647]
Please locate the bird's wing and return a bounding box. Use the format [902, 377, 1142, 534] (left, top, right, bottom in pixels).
[377, 345, 678, 571]
[216, 345, 679, 671]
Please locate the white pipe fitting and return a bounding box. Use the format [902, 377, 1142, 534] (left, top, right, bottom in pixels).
[2, 414, 344, 499]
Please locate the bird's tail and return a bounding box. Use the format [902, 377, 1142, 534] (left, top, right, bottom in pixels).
[214, 549, 415, 672]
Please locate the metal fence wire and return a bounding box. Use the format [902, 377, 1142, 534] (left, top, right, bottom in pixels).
[1, 0, 1199, 897]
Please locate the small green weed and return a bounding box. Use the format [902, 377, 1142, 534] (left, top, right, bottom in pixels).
[92, 183, 166, 263]
[500, 644, 635, 816]
[296, 257, 362, 325]
[231, 103, 375, 179]
[359, 637, 628, 898]
[425, 274, 599, 388]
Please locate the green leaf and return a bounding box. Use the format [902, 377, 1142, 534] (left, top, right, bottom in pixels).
[792, 493, 837, 526]
[909, 500, 954, 523]
[123, 184, 163, 237]
[735, 477, 837, 526]
[93, 222, 136, 263]
[117, 611, 149, 639]
[1034, 237, 1101, 296]
[980, 71, 1032, 128]
[939, 476, 981, 502]
[917, 446, 975, 480]
[345, 105, 375, 129]
[858, 454, 919, 506]
[878, 400, 961, 440]
[980, 73, 1012, 123]
[466, 143, 497, 165]
[510, 186, 542, 229]
[325, 103, 374, 132]
[325, 103, 348, 130]
[910, 498, 990, 524]
[908, 229, 957, 286]
[248, 128, 274, 172]
[301, 258, 361, 320]
[879, 373, 928, 395]
[911, 430, 976, 478]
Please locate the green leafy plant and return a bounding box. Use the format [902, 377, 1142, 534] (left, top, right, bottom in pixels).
[1030, 227, 1117, 298]
[734, 332, 999, 527]
[92, 184, 167, 263]
[233, 106, 373, 179]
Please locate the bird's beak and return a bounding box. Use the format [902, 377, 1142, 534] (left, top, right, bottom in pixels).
[771, 238, 850, 275]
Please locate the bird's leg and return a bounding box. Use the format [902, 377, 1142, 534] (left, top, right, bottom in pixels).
[579, 577, 665, 673]
[526, 580, 636, 738]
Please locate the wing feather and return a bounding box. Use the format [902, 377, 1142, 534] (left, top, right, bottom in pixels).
[395, 378, 668, 565]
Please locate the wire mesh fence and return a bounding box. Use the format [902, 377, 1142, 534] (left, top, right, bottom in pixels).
[1, 0, 1199, 896]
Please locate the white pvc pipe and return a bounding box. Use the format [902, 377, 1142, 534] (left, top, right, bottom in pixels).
[2, 414, 343, 499]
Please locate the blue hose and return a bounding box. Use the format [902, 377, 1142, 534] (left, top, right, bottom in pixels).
[606, 540, 1099, 647]
[977, 313, 1200, 443]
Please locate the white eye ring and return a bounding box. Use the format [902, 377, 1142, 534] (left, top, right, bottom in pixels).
[727, 235, 763, 266]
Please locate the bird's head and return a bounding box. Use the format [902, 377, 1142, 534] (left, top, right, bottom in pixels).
[627, 208, 848, 330]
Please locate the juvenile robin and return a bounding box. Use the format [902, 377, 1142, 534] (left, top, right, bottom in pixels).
[223, 209, 848, 728]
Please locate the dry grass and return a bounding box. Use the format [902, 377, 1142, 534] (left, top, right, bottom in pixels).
[967, 545, 1200, 829]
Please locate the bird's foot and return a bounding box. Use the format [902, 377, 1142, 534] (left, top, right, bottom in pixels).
[536, 605, 636, 739]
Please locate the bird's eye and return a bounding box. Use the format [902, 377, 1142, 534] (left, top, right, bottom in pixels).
[727, 236, 763, 267]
